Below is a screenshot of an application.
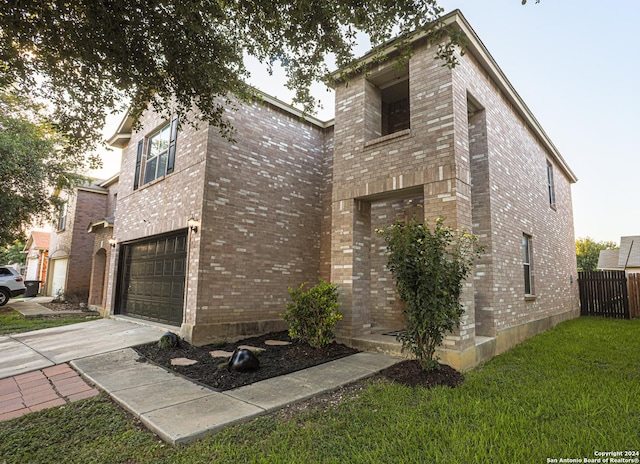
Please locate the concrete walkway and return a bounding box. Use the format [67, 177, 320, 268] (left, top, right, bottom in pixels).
[72, 348, 399, 444]
[0, 306, 401, 444]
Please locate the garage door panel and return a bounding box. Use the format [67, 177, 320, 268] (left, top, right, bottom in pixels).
[119, 231, 187, 326]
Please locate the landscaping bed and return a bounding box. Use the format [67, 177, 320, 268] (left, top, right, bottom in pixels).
[134, 331, 359, 391]
[135, 330, 464, 391]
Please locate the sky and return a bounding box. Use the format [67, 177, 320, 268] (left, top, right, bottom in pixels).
[95, 0, 639, 245]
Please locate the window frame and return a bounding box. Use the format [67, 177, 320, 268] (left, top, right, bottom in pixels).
[133, 115, 179, 190]
[546, 161, 556, 209]
[522, 233, 534, 297]
[143, 123, 171, 185]
[57, 203, 67, 231]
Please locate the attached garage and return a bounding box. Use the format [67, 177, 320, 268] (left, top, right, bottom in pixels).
[116, 230, 187, 326]
[48, 257, 68, 297]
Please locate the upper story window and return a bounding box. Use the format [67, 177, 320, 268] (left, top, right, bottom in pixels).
[381, 79, 410, 136]
[522, 233, 534, 296]
[133, 115, 179, 190]
[365, 66, 410, 141]
[57, 202, 67, 231]
[144, 124, 170, 184]
[546, 161, 556, 208]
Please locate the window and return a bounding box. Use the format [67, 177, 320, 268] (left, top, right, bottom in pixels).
[366, 67, 410, 140]
[381, 79, 410, 136]
[546, 161, 556, 208]
[57, 203, 67, 231]
[134, 115, 178, 189]
[144, 124, 170, 184]
[522, 234, 533, 295]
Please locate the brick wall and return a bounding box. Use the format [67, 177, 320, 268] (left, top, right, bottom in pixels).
[109, 99, 333, 344]
[66, 189, 108, 299]
[193, 100, 332, 343]
[48, 188, 107, 300]
[331, 38, 475, 342]
[452, 49, 579, 337]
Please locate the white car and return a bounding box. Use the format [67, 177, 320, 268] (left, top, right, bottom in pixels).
[0, 265, 26, 306]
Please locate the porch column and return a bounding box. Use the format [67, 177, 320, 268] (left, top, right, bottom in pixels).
[331, 199, 371, 338]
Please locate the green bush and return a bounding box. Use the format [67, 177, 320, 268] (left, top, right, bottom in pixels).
[376, 217, 482, 371]
[281, 280, 342, 348]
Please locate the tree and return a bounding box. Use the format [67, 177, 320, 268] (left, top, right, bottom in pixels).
[0, 0, 457, 152]
[576, 237, 618, 272]
[376, 217, 482, 371]
[0, 92, 97, 247]
[0, 239, 26, 266]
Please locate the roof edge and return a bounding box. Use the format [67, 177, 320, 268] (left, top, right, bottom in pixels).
[328, 10, 577, 184]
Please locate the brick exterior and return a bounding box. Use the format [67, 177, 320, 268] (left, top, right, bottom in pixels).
[88, 177, 118, 311]
[107, 99, 332, 345]
[329, 17, 578, 368]
[47, 187, 107, 300]
[102, 12, 578, 368]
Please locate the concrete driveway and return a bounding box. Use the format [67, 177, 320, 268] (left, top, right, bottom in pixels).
[0, 319, 166, 379]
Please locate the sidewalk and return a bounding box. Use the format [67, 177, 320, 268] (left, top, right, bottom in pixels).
[72, 348, 399, 444]
[0, 313, 402, 444]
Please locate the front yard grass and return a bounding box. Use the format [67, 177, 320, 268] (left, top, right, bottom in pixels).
[1, 317, 638, 463]
[0, 307, 100, 335]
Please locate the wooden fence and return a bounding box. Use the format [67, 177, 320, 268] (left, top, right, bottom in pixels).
[578, 270, 629, 319]
[628, 273, 640, 319]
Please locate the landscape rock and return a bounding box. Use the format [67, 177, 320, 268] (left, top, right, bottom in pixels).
[227, 348, 260, 372]
[210, 350, 234, 358]
[170, 357, 198, 366]
[265, 340, 291, 346]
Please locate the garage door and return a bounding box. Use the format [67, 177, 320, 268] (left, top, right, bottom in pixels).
[49, 258, 68, 297]
[118, 231, 187, 326]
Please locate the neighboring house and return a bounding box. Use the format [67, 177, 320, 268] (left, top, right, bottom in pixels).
[45, 181, 108, 299]
[22, 230, 50, 287]
[597, 236, 640, 274]
[103, 10, 579, 370]
[87, 175, 119, 311]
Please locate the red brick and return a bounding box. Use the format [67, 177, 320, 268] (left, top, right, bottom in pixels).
[56, 383, 92, 397]
[0, 397, 25, 414]
[0, 408, 30, 422]
[42, 364, 73, 377]
[14, 371, 45, 384]
[67, 389, 100, 403]
[22, 391, 60, 408]
[28, 398, 66, 413]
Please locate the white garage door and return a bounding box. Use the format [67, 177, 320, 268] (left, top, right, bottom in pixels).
[49, 258, 68, 297]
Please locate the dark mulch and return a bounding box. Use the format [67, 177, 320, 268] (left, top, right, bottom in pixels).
[376, 359, 465, 388]
[134, 331, 359, 391]
[135, 331, 464, 392]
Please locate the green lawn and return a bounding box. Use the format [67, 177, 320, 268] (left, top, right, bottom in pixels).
[0, 307, 100, 335]
[1, 317, 638, 463]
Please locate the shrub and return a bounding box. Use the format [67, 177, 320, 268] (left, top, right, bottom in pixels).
[376, 217, 482, 371]
[281, 280, 342, 348]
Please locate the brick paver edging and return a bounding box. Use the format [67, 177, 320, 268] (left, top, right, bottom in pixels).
[0, 364, 100, 422]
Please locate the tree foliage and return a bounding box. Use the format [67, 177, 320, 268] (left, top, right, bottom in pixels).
[0, 92, 95, 247]
[575, 237, 618, 272]
[0, 239, 26, 266]
[1, 0, 454, 150]
[376, 217, 482, 371]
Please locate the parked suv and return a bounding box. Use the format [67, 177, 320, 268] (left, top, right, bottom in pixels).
[0, 265, 26, 306]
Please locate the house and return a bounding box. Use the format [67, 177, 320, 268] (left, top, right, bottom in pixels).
[597, 236, 640, 274]
[87, 175, 119, 311]
[22, 230, 50, 288]
[45, 181, 108, 299]
[103, 10, 579, 370]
